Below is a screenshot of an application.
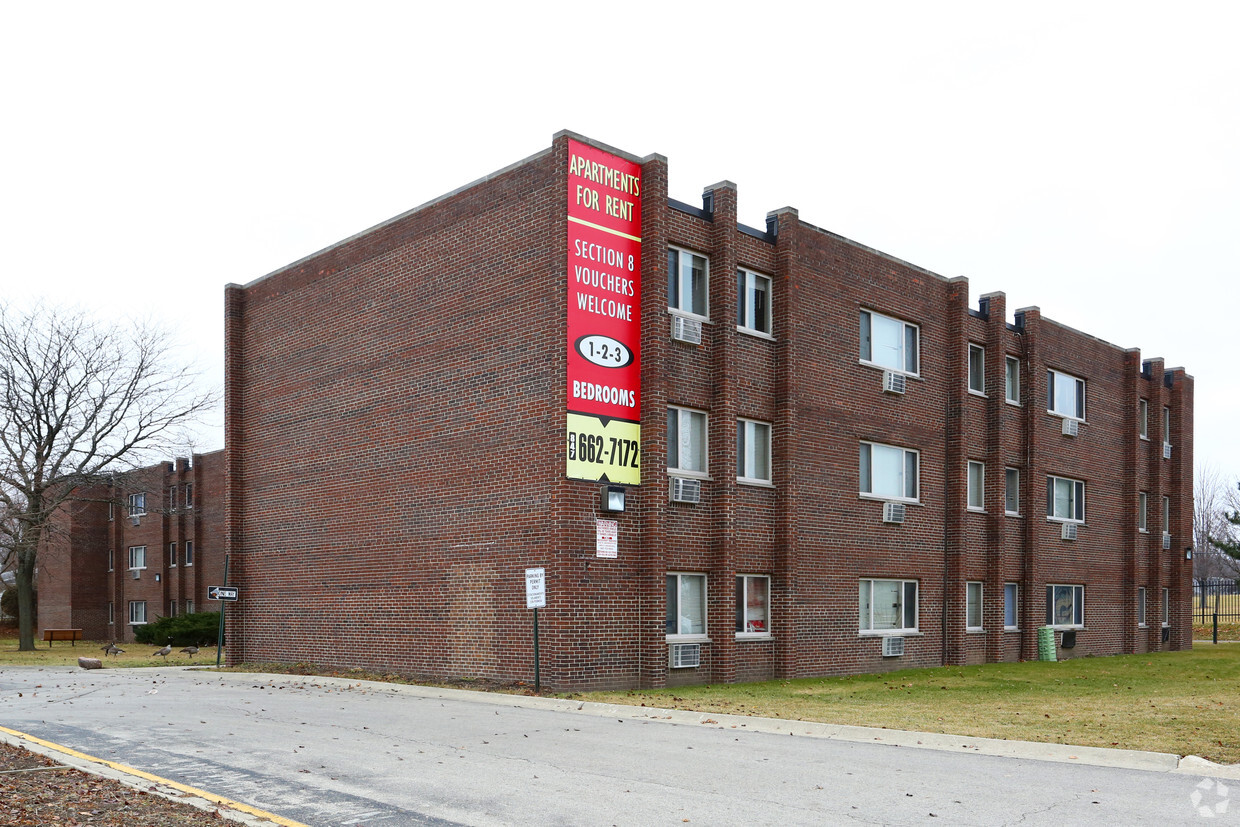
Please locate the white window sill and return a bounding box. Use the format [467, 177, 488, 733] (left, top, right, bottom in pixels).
[1139, 529, 1149, 534]
[966, 628, 985, 634]
[1003, 627, 1020, 632]
[968, 389, 987, 398]
[737, 477, 775, 488]
[665, 635, 710, 643]
[1139, 435, 1150, 442]
[859, 493, 920, 505]
[736, 633, 772, 641]
[967, 507, 986, 514]
[1005, 511, 1022, 518]
[668, 469, 711, 481]
[1047, 625, 1085, 631]
[1138, 624, 1148, 629]
[1005, 399, 1021, 407]
[667, 308, 711, 324]
[1047, 412, 1086, 424]
[859, 359, 920, 379]
[858, 630, 922, 638]
[736, 326, 775, 341]
[1046, 517, 1085, 525]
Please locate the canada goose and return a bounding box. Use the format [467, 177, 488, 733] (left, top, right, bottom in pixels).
[180, 645, 199, 658]
[100, 642, 124, 657]
[153, 644, 172, 659]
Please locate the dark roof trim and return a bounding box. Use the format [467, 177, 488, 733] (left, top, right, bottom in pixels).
[738, 222, 775, 244]
[669, 198, 712, 222]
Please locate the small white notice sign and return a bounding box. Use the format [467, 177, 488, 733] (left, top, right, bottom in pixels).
[525, 567, 546, 609]
[596, 519, 618, 558]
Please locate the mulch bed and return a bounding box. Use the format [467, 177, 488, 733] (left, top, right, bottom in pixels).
[0, 741, 235, 826]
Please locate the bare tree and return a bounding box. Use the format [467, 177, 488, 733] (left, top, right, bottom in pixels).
[0, 302, 216, 650]
[1195, 462, 1240, 587]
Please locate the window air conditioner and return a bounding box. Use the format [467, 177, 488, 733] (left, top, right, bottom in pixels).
[1163, 442, 1172, 460]
[1061, 522, 1078, 541]
[672, 316, 702, 345]
[1061, 418, 1079, 437]
[882, 636, 905, 657]
[882, 370, 906, 395]
[130, 515, 141, 527]
[131, 569, 141, 580]
[670, 477, 701, 504]
[669, 642, 701, 669]
[882, 501, 906, 524]
[1162, 532, 1171, 550]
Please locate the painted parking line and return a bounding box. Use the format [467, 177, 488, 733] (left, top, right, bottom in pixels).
[0, 724, 307, 827]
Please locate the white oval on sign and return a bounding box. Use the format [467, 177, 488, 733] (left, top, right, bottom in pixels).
[575, 335, 633, 368]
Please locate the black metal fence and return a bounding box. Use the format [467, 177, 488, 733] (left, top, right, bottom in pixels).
[1193, 581, 1240, 642]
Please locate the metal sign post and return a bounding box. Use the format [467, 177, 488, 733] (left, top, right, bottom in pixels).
[525, 568, 546, 693]
[215, 554, 229, 667]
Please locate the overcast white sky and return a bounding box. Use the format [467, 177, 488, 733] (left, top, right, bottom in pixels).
[3, 2, 1237, 482]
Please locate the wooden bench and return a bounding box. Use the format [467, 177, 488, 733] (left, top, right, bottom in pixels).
[42, 628, 83, 647]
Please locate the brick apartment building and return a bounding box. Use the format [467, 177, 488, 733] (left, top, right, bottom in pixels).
[223, 131, 1193, 690]
[38, 451, 225, 643]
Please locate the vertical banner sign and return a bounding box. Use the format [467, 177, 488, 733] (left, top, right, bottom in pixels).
[566, 139, 642, 485]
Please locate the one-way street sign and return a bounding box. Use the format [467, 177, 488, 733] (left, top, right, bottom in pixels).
[208, 585, 239, 601]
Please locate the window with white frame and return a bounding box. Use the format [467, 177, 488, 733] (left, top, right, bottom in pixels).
[1005, 356, 1021, 404]
[736, 419, 772, 484]
[860, 442, 919, 501]
[1138, 587, 1147, 627]
[128, 492, 146, 516]
[184, 483, 193, 508]
[186, 600, 194, 614]
[169, 601, 177, 618]
[167, 486, 177, 512]
[1046, 369, 1085, 420]
[735, 575, 770, 636]
[107, 549, 114, 572]
[1004, 583, 1019, 630]
[128, 546, 146, 570]
[859, 310, 919, 375]
[968, 344, 985, 394]
[967, 461, 985, 511]
[1162, 495, 1170, 533]
[185, 541, 194, 566]
[966, 581, 983, 630]
[1005, 468, 1021, 515]
[667, 407, 708, 476]
[108, 602, 114, 625]
[667, 247, 709, 318]
[1162, 406, 1171, 451]
[666, 573, 707, 637]
[1046, 476, 1085, 523]
[1046, 584, 1084, 629]
[859, 578, 918, 633]
[1162, 588, 1170, 627]
[129, 601, 147, 625]
[108, 500, 114, 521]
[1138, 399, 1149, 440]
[169, 542, 177, 567]
[736, 268, 771, 336]
[1138, 491, 1148, 532]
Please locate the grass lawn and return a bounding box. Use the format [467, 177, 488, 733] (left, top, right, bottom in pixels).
[575, 646, 1240, 765]
[0, 626, 219, 668]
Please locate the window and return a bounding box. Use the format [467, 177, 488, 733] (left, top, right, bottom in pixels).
[1162, 406, 1171, 452]
[107, 549, 114, 572]
[966, 581, 983, 630]
[184, 541, 194, 567]
[186, 600, 194, 614]
[1162, 495, 1171, 533]
[1138, 492, 1148, 532]
[1004, 583, 1019, 630]
[968, 344, 985, 394]
[1046, 476, 1085, 523]
[1138, 399, 1149, 440]
[1005, 356, 1021, 404]
[108, 500, 114, 521]
[666, 573, 707, 637]
[736, 419, 772, 484]
[859, 310, 918, 375]
[1138, 587, 1147, 627]
[967, 461, 985, 511]
[736, 268, 772, 335]
[129, 601, 147, 625]
[184, 483, 193, 508]
[859, 442, 919, 501]
[168, 486, 177, 512]
[108, 602, 114, 625]
[169, 601, 177, 618]
[667, 407, 708, 476]
[735, 575, 770, 636]
[128, 546, 146, 570]
[1162, 588, 1170, 627]
[169, 542, 177, 567]
[1045, 584, 1084, 629]
[1046, 369, 1085, 420]
[667, 247, 708, 318]
[128, 492, 146, 516]
[1005, 468, 1021, 515]
[859, 579, 918, 633]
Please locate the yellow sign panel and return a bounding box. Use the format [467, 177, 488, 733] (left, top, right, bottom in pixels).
[566, 412, 640, 485]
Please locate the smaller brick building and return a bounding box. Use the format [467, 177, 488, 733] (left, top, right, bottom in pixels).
[37, 451, 225, 643]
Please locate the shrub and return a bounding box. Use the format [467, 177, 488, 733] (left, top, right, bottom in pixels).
[133, 611, 220, 647]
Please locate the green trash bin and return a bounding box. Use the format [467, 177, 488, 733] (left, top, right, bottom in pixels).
[1038, 625, 1057, 662]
